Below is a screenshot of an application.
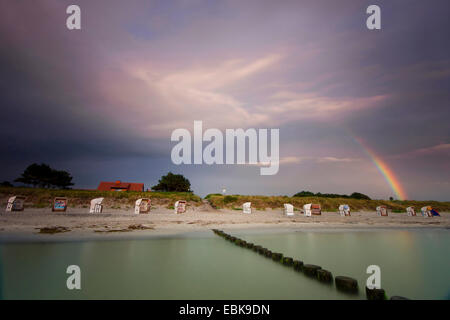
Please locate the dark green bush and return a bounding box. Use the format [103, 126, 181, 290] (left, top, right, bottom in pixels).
[223, 195, 238, 204]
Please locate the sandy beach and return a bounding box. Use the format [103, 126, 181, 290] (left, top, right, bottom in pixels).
[0, 205, 448, 241]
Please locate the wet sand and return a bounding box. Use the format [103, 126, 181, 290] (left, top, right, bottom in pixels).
[0, 206, 448, 241]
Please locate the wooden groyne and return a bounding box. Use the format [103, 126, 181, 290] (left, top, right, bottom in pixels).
[212, 229, 407, 300]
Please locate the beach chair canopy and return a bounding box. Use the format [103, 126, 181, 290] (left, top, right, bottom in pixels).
[91, 198, 104, 205]
[243, 202, 252, 214]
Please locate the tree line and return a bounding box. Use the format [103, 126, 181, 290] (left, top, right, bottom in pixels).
[4, 164, 374, 199]
[3, 165, 192, 192]
[293, 190, 371, 200]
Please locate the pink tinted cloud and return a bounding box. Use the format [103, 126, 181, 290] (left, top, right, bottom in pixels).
[97, 51, 389, 139]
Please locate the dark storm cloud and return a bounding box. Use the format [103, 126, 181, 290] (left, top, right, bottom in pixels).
[0, 1, 168, 166]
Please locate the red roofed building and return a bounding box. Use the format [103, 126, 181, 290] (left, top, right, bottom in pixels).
[97, 180, 144, 192]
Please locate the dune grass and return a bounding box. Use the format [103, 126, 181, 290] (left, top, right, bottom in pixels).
[206, 194, 450, 212]
[2, 187, 448, 212]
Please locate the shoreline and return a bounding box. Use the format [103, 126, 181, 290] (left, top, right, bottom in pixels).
[1, 225, 448, 244]
[0, 207, 448, 242]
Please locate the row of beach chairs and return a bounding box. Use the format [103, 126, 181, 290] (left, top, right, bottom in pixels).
[4, 195, 441, 217]
[244, 202, 440, 217]
[4, 196, 187, 214]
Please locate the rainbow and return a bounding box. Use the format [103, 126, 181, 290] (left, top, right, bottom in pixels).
[352, 136, 408, 201]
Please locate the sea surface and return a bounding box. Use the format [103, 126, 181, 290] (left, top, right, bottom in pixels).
[0, 229, 449, 299]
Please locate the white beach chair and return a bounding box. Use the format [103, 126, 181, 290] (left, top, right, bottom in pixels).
[174, 200, 186, 214]
[135, 198, 151, 214]
[284, 204, 294, 216]
[421, 206, 431, 218]
[376, 206, 388, 216]
[339, 204, 350, 216]
[303, 203, 312, 217]
[90, 198, 104, 213]
[406, 206, 416, 216]
[243, 202, 252, 214]
[5, 196, 25, 212]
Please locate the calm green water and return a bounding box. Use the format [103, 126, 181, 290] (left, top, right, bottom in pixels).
[0, 229, 449, 299]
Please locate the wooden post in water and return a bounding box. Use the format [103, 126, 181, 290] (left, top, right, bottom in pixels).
[365, 286, 387, 300]
[317, 269, 333, 283]
[303, 264, 322, 277]
[335, 276, 359, 294]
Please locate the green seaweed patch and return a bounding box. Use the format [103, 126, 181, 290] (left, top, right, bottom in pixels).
[37, 226, 70, 234]
[390, 296, 409, 300]
[95, 228, 131, 233]
[95, 224, 154, 233]
[128, 224, 154, 230]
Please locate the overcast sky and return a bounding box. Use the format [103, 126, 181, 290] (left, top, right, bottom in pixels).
[1, 0, 449, 200]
